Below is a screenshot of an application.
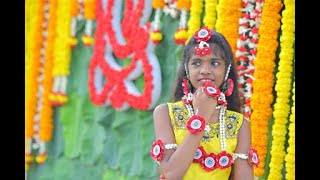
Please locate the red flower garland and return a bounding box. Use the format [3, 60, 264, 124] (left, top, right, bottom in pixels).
[88, 0, 157, 110]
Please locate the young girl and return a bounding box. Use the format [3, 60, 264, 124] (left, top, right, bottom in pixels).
[150, 26, 259, 180]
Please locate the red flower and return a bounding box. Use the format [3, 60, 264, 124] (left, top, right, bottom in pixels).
[194, 26, 212, 42]
[216, 151, 233, 169]
[150, 139, 165, 161]
[248, 148, 260, 168]
[200, 153, 217, 172]
[203, 82, 220, 98]
[195, 46, 211, 56]
[193, 146, 206, 163]
[187, 115, 206, 134]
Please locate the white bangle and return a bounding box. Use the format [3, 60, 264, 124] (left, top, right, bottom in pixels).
[233, 153, 248, 161]
[164, 143, 178, 150]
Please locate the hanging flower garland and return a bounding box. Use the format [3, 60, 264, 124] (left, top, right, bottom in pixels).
[174, 0, 190, 45]
[285, 81, 295, 180]
[49, 0, 73, 106]
[151, 0, 178, 45]
[235, 0, 263, 121]
[203, 0, 218, 30]
[81, 0, 96, 46]
[215, 0, 242, 55]
[26, 0, 56, 172]
[88, 0, 161, 111]
[186, 0, 203, 43]
[25, 0, 43, 171]
[268, 0, 294, 178]
[70, 0, 80, 48]
[250, 0, 283, 177]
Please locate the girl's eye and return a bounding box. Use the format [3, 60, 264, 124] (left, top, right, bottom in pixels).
[212, 61, 220, 66]
[191, 61, 200, 66]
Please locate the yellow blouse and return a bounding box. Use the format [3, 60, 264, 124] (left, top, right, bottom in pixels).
[167, 101, 244, 180]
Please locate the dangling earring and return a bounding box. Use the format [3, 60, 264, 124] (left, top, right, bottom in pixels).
[224, 78, 234, 97]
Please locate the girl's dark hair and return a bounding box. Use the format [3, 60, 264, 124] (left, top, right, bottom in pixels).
[170, 30, 241, 113]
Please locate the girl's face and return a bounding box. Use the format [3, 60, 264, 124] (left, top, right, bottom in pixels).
[187, 52, 226, 90]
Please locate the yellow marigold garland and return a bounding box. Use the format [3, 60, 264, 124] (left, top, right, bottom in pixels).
[250, 0, 283, 177]
[215, 0, 242, 56]
[285, 81, 295, 180]
[267, 0, 294, 179]
[186, 0, 203, 43]
[203, 0, 218, 30]
[50, 0, 73, 106]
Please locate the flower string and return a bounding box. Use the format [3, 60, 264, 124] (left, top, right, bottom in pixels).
[25, 0, 43, 171]
[285, 81, 295, 180]
[174, 0, 191, 45]
[235, 0, 263, 121]
[81, 0, 96, 46]
[186, 0, 203, 43]
[215, 0, 242, 55]
[203, 0, 218, 30]
[49, 0, 73, 106]
[26, 0, 57, 171]
[267, 0, 294, 178]
[250, 0, 283, 177]
[70, 0, 80, 48]
[151, 0, 179, 45]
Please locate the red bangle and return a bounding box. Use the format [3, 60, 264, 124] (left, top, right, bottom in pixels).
[187, 115, 206, 134]
[159, 175, 166, 179]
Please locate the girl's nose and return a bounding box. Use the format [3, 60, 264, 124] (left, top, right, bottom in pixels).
[200, 64, 211, 75]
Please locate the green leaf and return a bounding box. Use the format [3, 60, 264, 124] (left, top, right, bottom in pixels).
[79, 95, 107, 165]
[59, 93, 84, 158]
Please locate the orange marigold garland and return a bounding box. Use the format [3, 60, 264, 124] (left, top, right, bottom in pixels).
[250, 0, 283, 177]
[26, 0, 56, 171]
[26, 0, 42, 171]
[215, 0, 242, 55]
[49, 0, 73, 106]
[268, 0, 294, 178]
[285, 81, 295, 180]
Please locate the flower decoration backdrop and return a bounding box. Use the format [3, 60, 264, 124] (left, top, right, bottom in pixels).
[25, 0, 295, 179]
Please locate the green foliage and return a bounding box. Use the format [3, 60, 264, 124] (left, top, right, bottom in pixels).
[28, 13, 182, 180]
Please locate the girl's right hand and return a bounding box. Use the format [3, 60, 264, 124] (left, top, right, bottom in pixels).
[192, 87, 218, 121]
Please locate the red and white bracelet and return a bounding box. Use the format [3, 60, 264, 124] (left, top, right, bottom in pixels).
[150, 139, 178, 162]
[186, 115, 206, 134]
[233, 148, 260, 167]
